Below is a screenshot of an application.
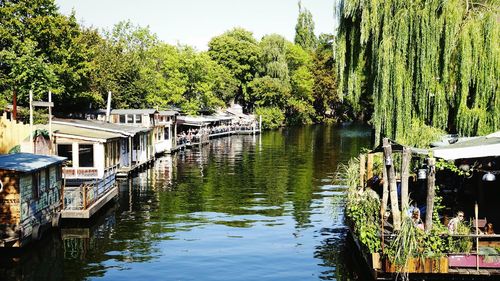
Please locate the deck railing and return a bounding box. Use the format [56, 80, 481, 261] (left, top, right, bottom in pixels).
[63, 166, 117, 210]
[63, 167, 99, 179]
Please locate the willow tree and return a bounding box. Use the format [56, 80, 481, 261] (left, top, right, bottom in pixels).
[336, 0, 500, 143]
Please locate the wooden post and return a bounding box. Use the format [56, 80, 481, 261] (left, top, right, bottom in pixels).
[401, 147, 411, 215]
[359, 154, 366, 189]
[48, 91, 52, 153]
[29, 90, 34, 153]
[475, 202, 479, 271]
[381, 153, 389, 217]
[425, 157, 436, 231]
[383, 138, 401, 231]
[367, 153, 374, 180]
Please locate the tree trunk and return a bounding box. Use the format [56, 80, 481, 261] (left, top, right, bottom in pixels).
[401, 147, 411, 216]
[383, 138, 401, 231]
[425, 157, 436, 231]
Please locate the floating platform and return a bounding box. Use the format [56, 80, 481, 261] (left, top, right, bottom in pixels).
[348, 229, 500, 280]
[61, 185, 118, 219]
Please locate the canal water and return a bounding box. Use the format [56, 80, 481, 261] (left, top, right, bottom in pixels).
[0, 124, 373, 281]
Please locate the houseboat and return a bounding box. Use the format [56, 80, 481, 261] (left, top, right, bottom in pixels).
[97, 108, 178, 155]
[0, 153, 65, 247]
[345, 135, 500, 280]
[52, 124, 121, 219]
[53, 118, 153, 177]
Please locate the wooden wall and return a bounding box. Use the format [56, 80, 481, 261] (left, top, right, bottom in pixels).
[0, 170, 20, 226]
[0, 113, 31, 154]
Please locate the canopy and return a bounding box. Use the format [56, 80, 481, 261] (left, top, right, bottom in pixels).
[432, 132, 500, 160]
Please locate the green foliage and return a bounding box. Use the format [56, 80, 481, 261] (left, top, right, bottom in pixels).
[395, 119, 446, 148]
[0, 1, 343, 126]
[447, 222, 473, 253]
[312, 34, 345, 122]
[337, 0, 500, 142]
[342, 157, 382, 253]
[208, 28, 261, 108]
[294, 1, 317, 51]
[435, 159, 471, 177]
[0, 0, 96, 111]
[386, 217, 420, 267]
[254, 107, 285, 129]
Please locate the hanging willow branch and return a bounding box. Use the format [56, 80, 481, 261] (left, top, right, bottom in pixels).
[336, 0, 500, 144]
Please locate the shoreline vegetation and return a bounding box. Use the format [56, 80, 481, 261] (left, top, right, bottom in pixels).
[1, 0, 497, 139]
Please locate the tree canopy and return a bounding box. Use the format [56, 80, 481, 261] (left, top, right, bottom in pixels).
[0, 0, 344, 128]
[337, 0, 500, 143]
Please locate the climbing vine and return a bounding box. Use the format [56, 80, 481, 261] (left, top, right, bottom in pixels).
[336, 0, 500, 143]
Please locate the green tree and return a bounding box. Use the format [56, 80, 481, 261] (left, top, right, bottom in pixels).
[91, 21, 159, 109]
[337, 0, 500, 142]
[311, 34, 344, 122]
[177, 46, 231, 114]
[208, 28, 260, 109]
[285, 42, 315, 124]
[0, 0, 96, 112]
[294, 1, 317, 52]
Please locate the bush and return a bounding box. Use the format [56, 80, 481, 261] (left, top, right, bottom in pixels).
[254, 106, 285, 129]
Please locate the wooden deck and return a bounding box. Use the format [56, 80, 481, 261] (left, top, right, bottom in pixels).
[348, 230, 500, 280]
[61, 185, 118, 219]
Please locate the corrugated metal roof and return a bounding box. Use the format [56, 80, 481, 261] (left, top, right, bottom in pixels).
[53, 118, 150, 136]
[0, 153, 66, 173]
[52, 124, 122, 141]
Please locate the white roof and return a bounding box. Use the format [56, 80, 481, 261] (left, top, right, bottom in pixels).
[432, 131, 500, 160]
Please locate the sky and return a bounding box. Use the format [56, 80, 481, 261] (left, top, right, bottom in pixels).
[55, 0, 338, 50]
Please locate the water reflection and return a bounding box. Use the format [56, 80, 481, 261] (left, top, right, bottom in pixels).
[0, 124, 372, 281]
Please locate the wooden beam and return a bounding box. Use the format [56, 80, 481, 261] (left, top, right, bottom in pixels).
[425, 157, 436, 231]
[367, 153, 374, 180]
[383, 138, 401, 230]
[401, 147, 411, 215]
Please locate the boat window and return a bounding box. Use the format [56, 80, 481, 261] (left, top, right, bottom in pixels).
[136, 114, 142, 124]
[119, 114, 126, 123]
[127, 114, 134, 124]
[79, 144, 94, 167]
[57, 144, 73, 164]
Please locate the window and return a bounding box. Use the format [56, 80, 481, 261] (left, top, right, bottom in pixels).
[57, 144, 73, 163]
[164, 127, 169, 140]
[119, 114, 126, 123]
[127, 114, 134, 124]
[135, 114, 142, 124]
[79, 144, 94, 167]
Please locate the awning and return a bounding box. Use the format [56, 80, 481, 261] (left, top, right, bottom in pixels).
[432, 134, 500, 160]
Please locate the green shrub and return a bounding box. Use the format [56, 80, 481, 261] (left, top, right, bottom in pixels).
[254, 106, 285, 129]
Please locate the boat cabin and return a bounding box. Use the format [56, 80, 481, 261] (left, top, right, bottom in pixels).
[0, 153, 65, 247]
[52, 124, 121, 219]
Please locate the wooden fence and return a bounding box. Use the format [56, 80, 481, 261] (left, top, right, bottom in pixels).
[0, 113, 31, 154]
